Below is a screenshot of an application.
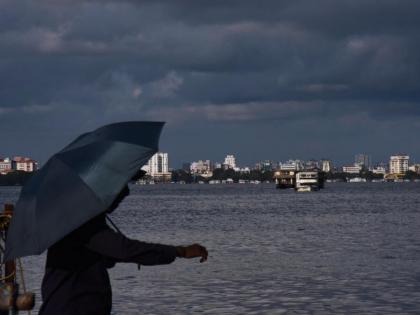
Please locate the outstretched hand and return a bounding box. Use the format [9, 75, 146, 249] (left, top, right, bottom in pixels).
[176, 244, 208, 263]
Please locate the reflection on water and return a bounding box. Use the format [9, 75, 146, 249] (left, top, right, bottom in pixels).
[1, 183, 420, 314]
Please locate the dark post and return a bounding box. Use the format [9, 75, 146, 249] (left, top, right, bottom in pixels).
[0, 204, 17, 315]
[4, 205, 16, 287]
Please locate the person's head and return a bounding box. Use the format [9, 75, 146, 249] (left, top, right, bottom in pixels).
[106, 170, 147, 213]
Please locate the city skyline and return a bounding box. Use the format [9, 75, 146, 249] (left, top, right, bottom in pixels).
[157, 152, 420, 173]
[2, 150, 419, 172]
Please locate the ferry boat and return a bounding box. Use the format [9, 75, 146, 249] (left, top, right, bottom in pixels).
[348, 177, 367, 183]
[295, 171, 320, 192]
[274, 170, 296, 189]
[274, 169, 324, 191]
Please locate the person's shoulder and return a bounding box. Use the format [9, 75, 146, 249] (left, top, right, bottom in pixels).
[74, 213, 108, 240]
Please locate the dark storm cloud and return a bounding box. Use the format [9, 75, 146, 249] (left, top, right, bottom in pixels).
[0, 0, 419, 165]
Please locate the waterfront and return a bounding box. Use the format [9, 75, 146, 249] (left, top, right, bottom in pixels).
[1, 183, 420, 314]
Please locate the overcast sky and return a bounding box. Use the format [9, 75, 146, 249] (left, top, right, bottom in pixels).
[1, 0, 419, 167]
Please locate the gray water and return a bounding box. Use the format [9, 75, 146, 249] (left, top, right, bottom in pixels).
[1, 183, 420, 314]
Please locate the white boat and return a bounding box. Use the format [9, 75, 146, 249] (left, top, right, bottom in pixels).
[295, 171, 319, 192]
[296, 186, 312, 192]
[348, 177, 367, 183]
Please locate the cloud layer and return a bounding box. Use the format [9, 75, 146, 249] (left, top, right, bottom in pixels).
[1, 0, 419, 166]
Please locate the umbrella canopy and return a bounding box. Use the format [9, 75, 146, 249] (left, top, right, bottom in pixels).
[5, 121, 164, 261]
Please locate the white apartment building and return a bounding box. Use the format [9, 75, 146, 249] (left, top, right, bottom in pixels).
[224, 155, 236, 169]
[0, 158, 12, 174]
[389, 155, 409, 174]
[142, 152, 171, 180]
[13, 157, 38, 172]
[321, 160, 333, 172]
[342, 165, 362, 174]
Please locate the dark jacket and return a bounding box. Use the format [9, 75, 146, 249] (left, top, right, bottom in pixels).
[39, 214, 177, 315]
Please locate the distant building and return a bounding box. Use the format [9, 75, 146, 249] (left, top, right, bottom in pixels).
[342, 165, 362, 174]
[12, 156, 38, 172]
[142, 152, 171, 181]
[355, 154, 371, 169]
[256, 160, 273, 172]
[190, 160, 213, 177]
[0, 158, 12, 174]
[389, 155, 409, 174]
[372, 166, 386, 175]
[409, 164, 420, 174]
[224, 155, 236, 169]
[305, 160, 319, 170]
[321, 160, 333, 172]
[214, 162, 222, 169]
[279, 160, 304, 171]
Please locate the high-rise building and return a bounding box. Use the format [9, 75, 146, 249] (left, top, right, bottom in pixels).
[142, 152, 171, 180]
[224, 155, 236, 169]
[355, 154, 371, 169]
[389, 155, 409, 174]
[321, 160, 333, 172]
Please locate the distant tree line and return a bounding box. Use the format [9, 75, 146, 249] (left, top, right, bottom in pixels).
[0, 171, 34, 186]
[403, 171, 420, 180]
[172, 168, 420, 183]
[325, 170, 420, 181]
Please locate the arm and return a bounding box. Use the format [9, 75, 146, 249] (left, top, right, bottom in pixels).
[85, 226, 177, 265]
[84, 219, 208, 266]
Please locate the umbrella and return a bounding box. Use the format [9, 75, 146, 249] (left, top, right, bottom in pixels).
[5, 121, 164, 261]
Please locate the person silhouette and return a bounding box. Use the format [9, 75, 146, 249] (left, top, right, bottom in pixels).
[39, 180, 208, 315]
